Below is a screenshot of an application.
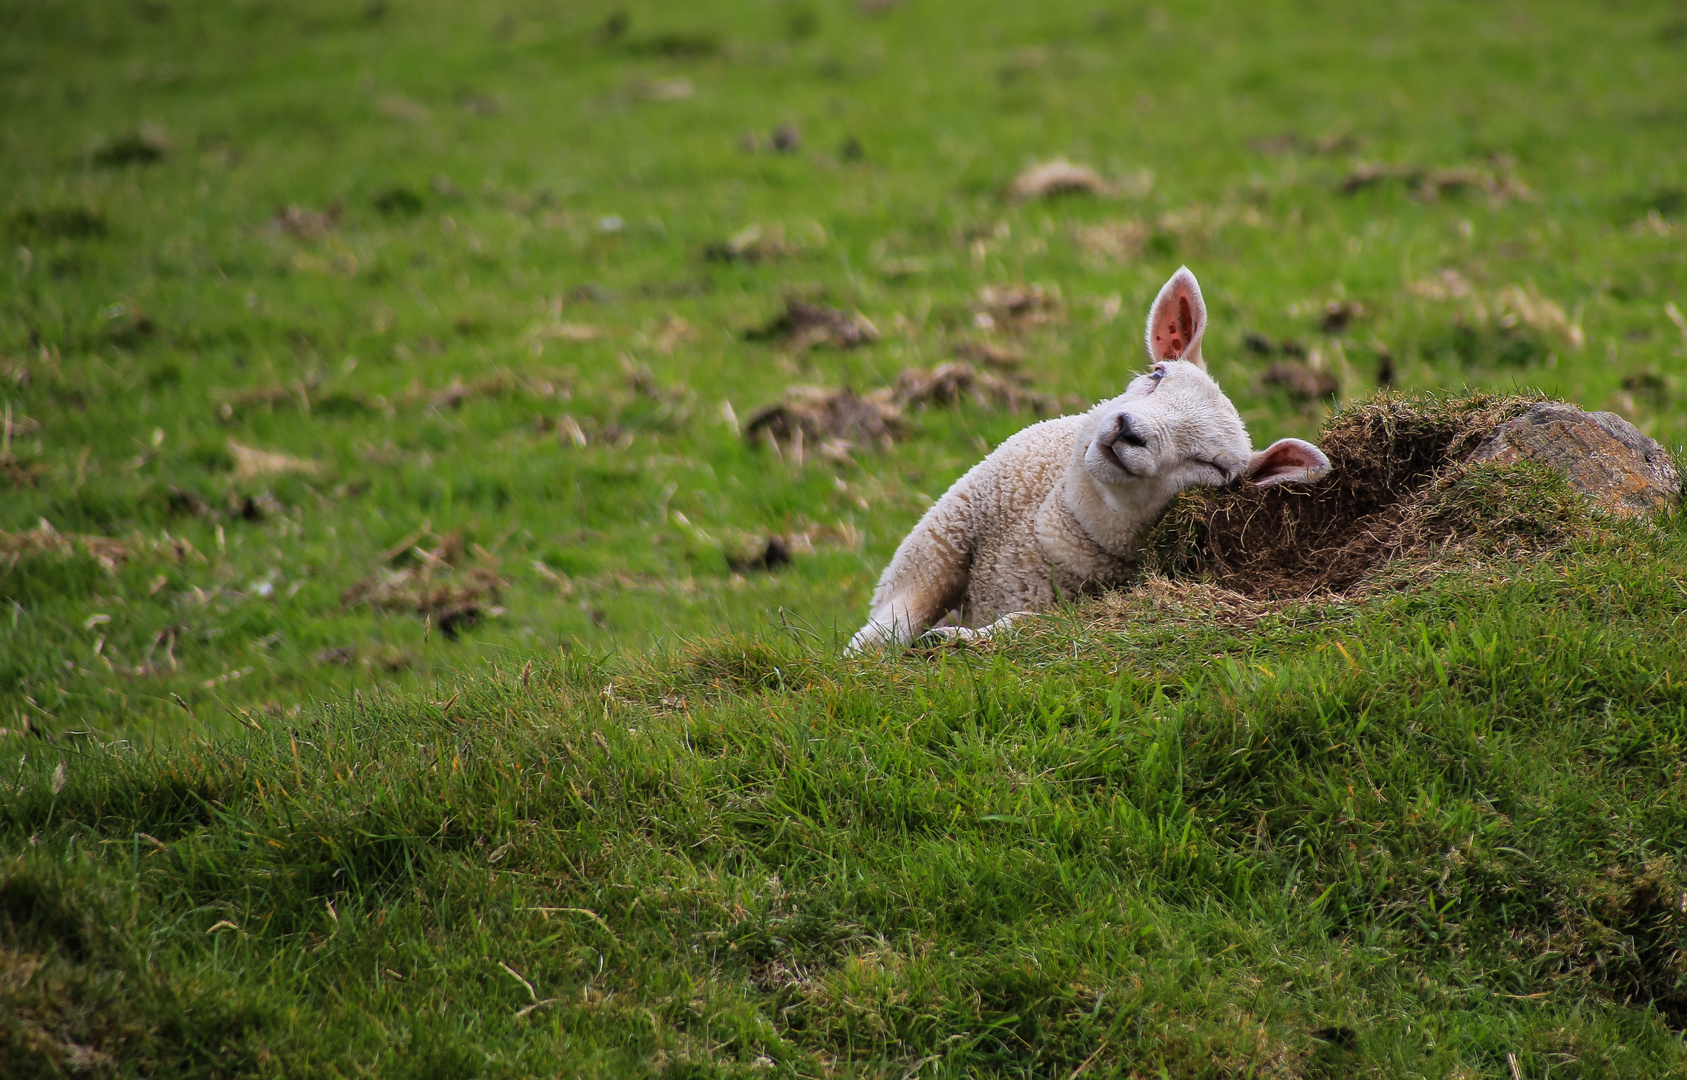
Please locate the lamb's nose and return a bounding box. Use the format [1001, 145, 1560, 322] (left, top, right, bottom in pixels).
[1114, 413, 1147, 447]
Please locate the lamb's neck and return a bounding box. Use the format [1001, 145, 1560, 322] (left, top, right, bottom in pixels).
[1035, 466, 1163, 583]
[1062, 464, 1170, 559]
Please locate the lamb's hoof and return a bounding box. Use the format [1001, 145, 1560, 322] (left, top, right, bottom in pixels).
[916, 625, 974, 646]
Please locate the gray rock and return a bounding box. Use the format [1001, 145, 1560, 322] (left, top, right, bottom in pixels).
[1468, 403, 1679, 518]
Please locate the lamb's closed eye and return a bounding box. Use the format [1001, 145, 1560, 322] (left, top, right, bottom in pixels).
[1191, 457, 1232, 481]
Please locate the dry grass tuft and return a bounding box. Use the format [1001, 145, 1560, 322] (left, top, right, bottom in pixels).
[973, 284, 1060, 332]
[227, 441, 323, 481]
[1006, 158, 1109, 201]
[0, 519, 204, 574]
[952, 340, 1023, 370]
[270, 203, 341, 239]
[1073, 220, 1149, 263]
[703, 224, 798, 263]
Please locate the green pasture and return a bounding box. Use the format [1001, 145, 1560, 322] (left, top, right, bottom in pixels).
[3, 0, 1687, 1075]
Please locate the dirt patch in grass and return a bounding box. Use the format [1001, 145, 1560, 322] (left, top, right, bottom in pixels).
[1261, 360, 1340, 403]
[746, 300, 879, 350]
[342, 531, 506, 640]
[891, 361, 1058, 414]
[270, 203, 341, 239]
[973, 284, 1060, 332]
[1552, 858, 1687, 1026]
[745, 362, 1059, 460]
[2, 460, 47, 488]
[746, 386, 903, 452]
[1339, 159, 1533, 204]
[1140, 392, 1615, 597]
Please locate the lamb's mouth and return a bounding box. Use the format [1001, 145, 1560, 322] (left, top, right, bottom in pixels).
[1107, 442, 1140, 476]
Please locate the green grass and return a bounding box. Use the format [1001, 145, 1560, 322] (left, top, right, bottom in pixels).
[3, 0, 1687, 1074]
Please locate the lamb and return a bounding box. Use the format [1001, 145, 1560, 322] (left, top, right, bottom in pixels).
[848, 267, 1330, 651]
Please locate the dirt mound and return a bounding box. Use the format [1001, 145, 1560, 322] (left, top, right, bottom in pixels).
[1142, 393, 1674, 598]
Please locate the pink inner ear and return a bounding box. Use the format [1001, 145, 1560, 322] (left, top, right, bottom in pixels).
[1156, 294, 1195, 359]
[1247, 439, 1331, 486]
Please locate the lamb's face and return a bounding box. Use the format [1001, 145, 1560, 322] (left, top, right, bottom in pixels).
[1079, 359, 1252, 501]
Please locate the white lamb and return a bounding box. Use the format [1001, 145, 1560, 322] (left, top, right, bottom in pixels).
[848, 267, 1330, 652]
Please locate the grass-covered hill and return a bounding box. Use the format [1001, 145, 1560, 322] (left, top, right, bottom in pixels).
[4, 0, 1687, 1074]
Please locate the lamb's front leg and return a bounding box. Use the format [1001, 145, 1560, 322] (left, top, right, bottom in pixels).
[921, 610, 1030, 645]
[847, 493, 975, 652]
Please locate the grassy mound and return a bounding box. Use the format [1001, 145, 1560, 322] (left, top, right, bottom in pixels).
[1143, 393, 1614, 596]
[9, 519, 1687, 1076]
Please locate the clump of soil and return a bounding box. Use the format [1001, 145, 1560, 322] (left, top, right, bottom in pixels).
[726, 535, 794, 573]
[341, 531, 505, 640]
[973, 284, 1060, 332]
[747, 300, 878, 350]
[744, 362, 1059, 458]
[1141, 392, 1606, 597]
[744, 386, 904, 452]
[1339, 160, 1533, 205]
[891, 361, 1057, 414]
[1261, 361, 1339, 403]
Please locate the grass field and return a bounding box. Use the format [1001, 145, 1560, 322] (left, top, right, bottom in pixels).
[4, 0, 1687, 1075]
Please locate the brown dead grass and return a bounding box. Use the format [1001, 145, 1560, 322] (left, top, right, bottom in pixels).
[952, 340, 1023, 370]
[1139, 392, 1596, 597]
[1410, 274, 1586, 351]
[1006, 158, 1109, 201]
[227, 440, 323, 481]
[0, 519, 204, 573]
[1073, 220, 1149, 263]
[973, 284, 1060, 332]
[270, 202, 341, 238]
[1340, 160, 1534, 205]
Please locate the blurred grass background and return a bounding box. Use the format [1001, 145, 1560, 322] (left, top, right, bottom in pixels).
[1, 0, 1683, 733]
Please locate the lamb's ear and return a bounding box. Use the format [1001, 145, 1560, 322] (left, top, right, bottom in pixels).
[1144, 266, 1208, 368]
[1246, 438, 1331, 487]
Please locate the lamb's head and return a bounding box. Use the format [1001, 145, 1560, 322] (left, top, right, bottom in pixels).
[1074, 267, 1331, 518]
